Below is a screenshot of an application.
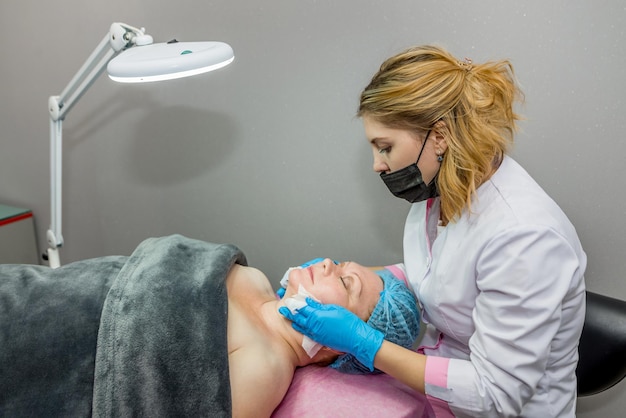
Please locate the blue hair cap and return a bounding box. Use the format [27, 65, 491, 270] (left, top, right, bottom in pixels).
[330, 269, 420, 374]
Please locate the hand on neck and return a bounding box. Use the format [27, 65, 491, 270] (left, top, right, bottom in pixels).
[262, 299, 339, 367]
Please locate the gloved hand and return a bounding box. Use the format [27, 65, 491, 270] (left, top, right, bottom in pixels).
[279, 298, 384, 371]
[277, 258, 333, 298]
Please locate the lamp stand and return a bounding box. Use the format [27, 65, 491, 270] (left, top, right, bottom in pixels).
[44, 23, 152, 268]
[42, 23, 233, 268]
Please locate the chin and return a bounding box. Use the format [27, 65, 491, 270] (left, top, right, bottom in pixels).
[284, 282, 301, 297]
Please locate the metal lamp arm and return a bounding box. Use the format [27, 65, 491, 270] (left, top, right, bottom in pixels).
[45, 23, 153, 268]
[49, 23, 152, 122]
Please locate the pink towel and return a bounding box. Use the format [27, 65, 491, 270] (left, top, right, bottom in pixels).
[272, 365, 432, 417]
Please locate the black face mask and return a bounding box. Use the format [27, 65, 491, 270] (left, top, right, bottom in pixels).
[380, 130, 440, 203]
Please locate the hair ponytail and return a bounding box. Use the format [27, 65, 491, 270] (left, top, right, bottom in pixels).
[358, 45, 524, 221]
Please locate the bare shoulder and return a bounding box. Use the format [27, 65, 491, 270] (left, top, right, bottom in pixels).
[226, 265, 294, 417]
[227, 264, 276, 302]
[229, 342, 294, 418]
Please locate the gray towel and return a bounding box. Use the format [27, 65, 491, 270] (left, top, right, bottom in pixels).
[1, 234, 246, 418]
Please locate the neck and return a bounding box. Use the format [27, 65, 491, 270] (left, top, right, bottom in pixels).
[484, 152, 504, 183]
[259, 299, 327, 367]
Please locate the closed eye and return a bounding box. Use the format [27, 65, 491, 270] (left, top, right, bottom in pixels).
[340, 275, 353, 291]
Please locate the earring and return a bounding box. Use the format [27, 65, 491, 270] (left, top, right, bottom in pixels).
[436, 150, 444, 162]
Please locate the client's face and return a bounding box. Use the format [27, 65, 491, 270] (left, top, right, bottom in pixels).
[287, 258, 383, 321]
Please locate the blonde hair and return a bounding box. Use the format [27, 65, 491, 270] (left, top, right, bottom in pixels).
[358, 45, 524, 222]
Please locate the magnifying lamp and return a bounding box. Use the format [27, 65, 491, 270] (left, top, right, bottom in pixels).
[45, 22, 234, 268]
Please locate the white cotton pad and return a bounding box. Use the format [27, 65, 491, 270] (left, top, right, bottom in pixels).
[279, 266, 298, 289]
[283, 285, 323, 358]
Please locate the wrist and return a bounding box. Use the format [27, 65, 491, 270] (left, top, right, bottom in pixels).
[355, 328, 384, 371]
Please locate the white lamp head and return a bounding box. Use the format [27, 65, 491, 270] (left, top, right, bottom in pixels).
[45, 21, 234, 268]
[107, 40, 234, 83]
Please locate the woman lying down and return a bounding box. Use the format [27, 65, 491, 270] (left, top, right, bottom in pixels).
[0, 235, 419, 418]
[229, 257, 420, 417]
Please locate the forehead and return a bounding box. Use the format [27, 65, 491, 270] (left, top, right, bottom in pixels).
[363, 115, 387, 137]
[363, 116, 419, 143]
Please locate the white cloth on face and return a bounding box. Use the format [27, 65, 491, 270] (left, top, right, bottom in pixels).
[283, 285, 323, 358]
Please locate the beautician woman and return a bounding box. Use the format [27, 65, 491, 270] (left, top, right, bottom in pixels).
[280, 45, 587, 417]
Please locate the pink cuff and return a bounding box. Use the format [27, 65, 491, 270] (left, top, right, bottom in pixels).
[425, 356, 449, 387]
[425, 356, 455, 417]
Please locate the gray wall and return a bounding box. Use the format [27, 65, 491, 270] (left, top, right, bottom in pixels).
[1, 0, 624, 415]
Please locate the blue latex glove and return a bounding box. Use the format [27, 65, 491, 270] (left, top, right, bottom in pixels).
[279, 298, 384, 371]
[277, 258, 334, 299]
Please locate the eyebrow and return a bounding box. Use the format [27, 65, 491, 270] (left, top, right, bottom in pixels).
[369, 137, 387, 145]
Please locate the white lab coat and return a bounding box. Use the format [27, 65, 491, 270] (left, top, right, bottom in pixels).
[401, 156, 586, 417]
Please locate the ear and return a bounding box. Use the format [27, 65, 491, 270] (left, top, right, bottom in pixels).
[432, 120, 449, 153]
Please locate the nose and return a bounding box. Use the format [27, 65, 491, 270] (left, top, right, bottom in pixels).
[372, 152, 389, 173]
[322, 258, 334, 273]
[322, 258, 339, 275]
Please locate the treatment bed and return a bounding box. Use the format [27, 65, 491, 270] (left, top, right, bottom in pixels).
[0, 234, 429, 417]
[273, 364, 430, 417]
